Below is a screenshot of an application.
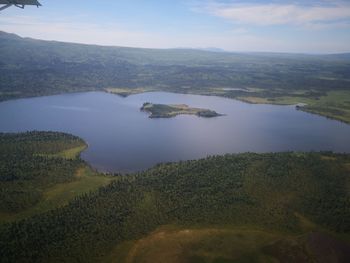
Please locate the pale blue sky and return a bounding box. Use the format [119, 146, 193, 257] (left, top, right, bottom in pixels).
[0, 0, 350, 53]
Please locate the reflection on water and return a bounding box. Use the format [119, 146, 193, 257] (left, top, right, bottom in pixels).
[50, 105, 93, 112]
[0, 91, 350, 173]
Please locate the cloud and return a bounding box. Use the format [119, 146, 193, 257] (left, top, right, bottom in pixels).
[202, 1, 350, 27]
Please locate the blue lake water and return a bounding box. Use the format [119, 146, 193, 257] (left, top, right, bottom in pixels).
[0, 91, 350, 173]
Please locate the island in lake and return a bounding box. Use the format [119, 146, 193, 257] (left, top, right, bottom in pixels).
[141, 102, 223, 118]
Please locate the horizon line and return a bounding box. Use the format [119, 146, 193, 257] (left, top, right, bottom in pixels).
[1, 30, 349, 56]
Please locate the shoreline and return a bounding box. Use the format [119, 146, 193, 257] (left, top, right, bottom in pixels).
[0, 89, 349, 124]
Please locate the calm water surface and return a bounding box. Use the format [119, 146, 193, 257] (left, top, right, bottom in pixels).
[0, 91, 349, 173]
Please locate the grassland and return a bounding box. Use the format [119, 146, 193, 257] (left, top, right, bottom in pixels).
[36, 144, 87, 159]
[236, 90, 350, 124]
[108, 208, 350, 263]
[108, 226, 281, 263]
[107, 224, 350, 263]
[140, 102, 222, 118]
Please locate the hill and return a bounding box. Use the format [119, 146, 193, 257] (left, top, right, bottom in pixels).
[0, 132, 349, 262]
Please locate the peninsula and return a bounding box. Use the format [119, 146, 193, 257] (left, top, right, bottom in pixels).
[141, 102, 223, 118]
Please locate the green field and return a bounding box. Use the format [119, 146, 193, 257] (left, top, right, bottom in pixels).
[236, 90, 350, 124]
[36, 144, 87, 159]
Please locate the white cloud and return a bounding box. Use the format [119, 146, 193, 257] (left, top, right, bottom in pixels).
[202, 1, 350, 27]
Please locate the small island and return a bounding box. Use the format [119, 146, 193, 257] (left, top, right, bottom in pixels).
[141, 102, 223, 118]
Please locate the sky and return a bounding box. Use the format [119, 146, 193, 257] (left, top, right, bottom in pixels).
[0, 0, 350, 53]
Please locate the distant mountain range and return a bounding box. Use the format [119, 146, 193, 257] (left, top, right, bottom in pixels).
[1, 31, 349, 58]
[174, 47, 227, 53]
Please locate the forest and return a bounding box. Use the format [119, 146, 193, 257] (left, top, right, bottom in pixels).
[0, 132, 349, 262]
[0, 131, 112, 223]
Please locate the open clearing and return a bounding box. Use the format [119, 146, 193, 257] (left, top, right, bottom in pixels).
[0, 165, 114, 223]
[237, 90, 350, 124]
[106, 224, 350, 263]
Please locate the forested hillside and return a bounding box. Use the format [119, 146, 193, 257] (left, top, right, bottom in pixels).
[0, 132, 112, 223]
[0, 133, 349, 262]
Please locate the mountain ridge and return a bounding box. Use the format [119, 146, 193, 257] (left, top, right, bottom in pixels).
[1, 31, 350, 57]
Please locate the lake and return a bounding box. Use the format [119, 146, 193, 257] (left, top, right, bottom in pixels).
[1, 91, 350, 173]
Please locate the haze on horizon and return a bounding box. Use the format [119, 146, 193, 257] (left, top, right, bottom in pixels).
[1, 0, 350, 54]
